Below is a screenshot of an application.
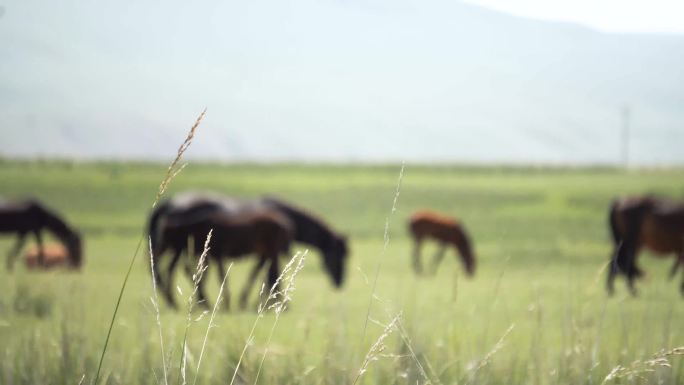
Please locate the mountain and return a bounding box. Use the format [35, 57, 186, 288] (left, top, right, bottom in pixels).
[1, 0, 683, 165]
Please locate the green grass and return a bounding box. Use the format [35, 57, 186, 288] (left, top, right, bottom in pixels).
[0, 161, 683, 384]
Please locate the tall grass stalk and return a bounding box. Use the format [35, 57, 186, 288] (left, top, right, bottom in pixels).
[192, 261, 233, 385]
[149, 239, 169, 385]
[93, 109, 205, 385]
[464, 324, 515, 384]
[229, 251, 307, 385]
[253, 251, 307, 385]
[396, 319, 441, 385]
[353, 313, 402, 385]
[602, 347, 684, 384]
[361, 162, 405, 343]
[179, 230, 213, 385]
[153, 109, 206, 208]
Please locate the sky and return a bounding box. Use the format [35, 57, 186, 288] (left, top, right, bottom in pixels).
[463, 0, 684, 34]
[1, 0, 683, 165]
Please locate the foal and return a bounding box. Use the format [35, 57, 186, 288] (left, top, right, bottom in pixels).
[24, 244, 71, 269]
[408, 210, 475, 276]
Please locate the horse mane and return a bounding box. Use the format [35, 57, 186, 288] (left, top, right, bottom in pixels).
[28, 199, 79, 241]
[260, 197, 341, 248]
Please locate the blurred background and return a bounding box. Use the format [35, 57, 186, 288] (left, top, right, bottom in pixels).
[1, 1, 684, 384]
[2, 0, 683, 165]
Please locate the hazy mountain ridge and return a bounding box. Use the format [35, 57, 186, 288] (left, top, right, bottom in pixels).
[1, 0, 683, 165]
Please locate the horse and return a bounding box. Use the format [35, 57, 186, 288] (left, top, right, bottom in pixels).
[24, 243, 71, 269]
[607, 195, 684, 296]
[408, 210, 475, 276]
[0, 198, 82, 270]
[148, 192, 348, 309]
[156, 207, 294, 309]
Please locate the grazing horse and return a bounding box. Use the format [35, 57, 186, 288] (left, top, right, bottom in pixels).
[0, 199, 82, 270]
[156, 207, 293, 309]
[261, 197, 348, 286]
[408, 210, 475, 276]
[148, 192, 348, 309]
[607, 196, 684, 296]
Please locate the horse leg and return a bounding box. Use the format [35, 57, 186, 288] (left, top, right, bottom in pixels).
[33, 230, 45, 266]
[163, 247, 183, 309]
[151, 242, 169, 294]
[626, 273, 639, 296]
[680, 263, 684, 296]
[626, 247, 641, 297]
[669, 256, 681, 280]
[430, 243, 447, 275]
[412, 238, 424, 275]
[239, 258, 267, 310]
[606, 242, 622, 296]
[6, 233, 27, 271]
[678, 247, 684, 296]
[265, 254, 281, 307]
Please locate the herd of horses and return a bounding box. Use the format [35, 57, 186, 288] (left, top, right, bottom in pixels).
[1, 193, 683, 310]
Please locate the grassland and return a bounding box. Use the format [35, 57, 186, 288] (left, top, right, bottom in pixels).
[0, 160, 683, 385]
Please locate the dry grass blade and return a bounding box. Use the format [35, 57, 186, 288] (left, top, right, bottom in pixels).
[465, 324, 515, 384]
[252, 251, 307, 385]
[193, 262, 233, 385]
[149, 238, 169, 385]
[361, 163, 405, 343]
[229, 251, 307, 385]
[353, 313, 402, 385]
[601, 346, 684, 384]
[395, 319, 442, 385]
[153, 108, 206, 208]
[93, 109, 205, 385]
[179, 230, 213, 385]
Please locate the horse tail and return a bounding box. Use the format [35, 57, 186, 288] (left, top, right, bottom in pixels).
[608, 200, 622, 245]
[407, 213, 423, 239]
[148, 199, 171, 262]
[610, 199, 648, 279]
[608, 200, 625, 271]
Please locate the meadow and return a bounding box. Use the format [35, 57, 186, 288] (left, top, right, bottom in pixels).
[0, 160, 683, 385]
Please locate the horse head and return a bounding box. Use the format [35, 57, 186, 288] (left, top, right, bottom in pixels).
[64, 231, 83, 268]
[457, 234, 476, 277]
[461, 250, 476, 276]
[322, 234, 348, 287]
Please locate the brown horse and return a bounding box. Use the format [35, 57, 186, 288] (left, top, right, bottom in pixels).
[607, 196, 684, 296]
[24, 243, 71, 269]
[156, 206, 294, 309]
[408, 210, 475, 276]
[0, 198, 82, 270]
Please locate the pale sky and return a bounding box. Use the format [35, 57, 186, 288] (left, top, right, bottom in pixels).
[2, 0, 683, 164]
[463, 0, 684, 34]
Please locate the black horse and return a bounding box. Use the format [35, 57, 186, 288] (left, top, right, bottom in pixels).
[148, 192, 348, 309]
[0, 198, 83, 270]
[157, 205, 294, 309]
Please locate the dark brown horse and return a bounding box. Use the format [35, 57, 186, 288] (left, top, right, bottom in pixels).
[156, 206, 293, 309]
[0, 199, 82, 270]
[408, 210, 475, 276]
[149, 192, 348, 309]
[607, 196, 684, 296]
